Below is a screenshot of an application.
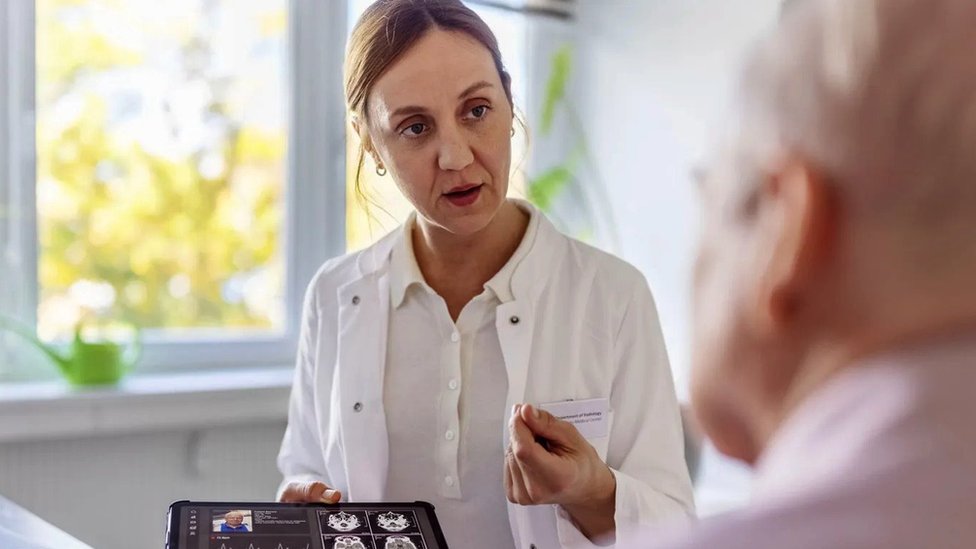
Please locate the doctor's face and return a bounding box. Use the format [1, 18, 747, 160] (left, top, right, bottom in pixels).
[225, 512, 243, 527]
[362, 29, 514, 237]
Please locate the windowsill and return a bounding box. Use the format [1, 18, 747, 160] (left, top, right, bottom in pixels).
[1, 365, 756, 517]
[0, 367, 294, 443]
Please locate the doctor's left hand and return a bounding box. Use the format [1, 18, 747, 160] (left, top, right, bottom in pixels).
[505, 404, 617, 540]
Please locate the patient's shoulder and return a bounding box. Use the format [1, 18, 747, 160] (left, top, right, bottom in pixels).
[624, 478, 973, 549]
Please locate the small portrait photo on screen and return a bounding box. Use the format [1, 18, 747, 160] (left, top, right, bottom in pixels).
[211, 509, 254, 533]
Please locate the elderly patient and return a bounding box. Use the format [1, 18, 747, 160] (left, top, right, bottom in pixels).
[624, 0, 976, 547]
[219, 511, 249, 533]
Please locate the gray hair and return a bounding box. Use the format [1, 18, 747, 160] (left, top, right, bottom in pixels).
[734, 0, 976, 248]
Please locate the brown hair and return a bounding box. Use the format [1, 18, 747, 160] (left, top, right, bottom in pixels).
[344, 0, 516, 204]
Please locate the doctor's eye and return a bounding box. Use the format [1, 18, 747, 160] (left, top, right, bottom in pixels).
[465, 104, 491, 121]
[401, 122, 429, 138]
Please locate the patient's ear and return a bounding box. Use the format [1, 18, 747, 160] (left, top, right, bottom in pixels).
[750, 157, 835, 335]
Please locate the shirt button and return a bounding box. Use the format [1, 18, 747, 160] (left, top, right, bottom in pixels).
[444, 476, 455, 487]
[450, 331, 459, 343]
[351, 295, 360, 305]
[353, 402, 363, 412]
[448, 379, 459, 390]
[445, 430, 456, 441]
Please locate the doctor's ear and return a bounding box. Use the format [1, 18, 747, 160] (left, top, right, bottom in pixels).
[351, 115, 379, 160]
[350, 115, 373, 148]
[350, 115, 363, 139]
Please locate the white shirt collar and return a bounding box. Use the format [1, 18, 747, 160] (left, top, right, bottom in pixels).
[483, 203, 539, 304]
[389, 213, 429, 309]
[389, 202, 540, 309]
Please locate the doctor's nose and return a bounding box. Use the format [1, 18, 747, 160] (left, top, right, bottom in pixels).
[437, 127, 474, 172]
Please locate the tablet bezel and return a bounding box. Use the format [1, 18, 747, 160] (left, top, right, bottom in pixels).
[166, 500, 449, 549]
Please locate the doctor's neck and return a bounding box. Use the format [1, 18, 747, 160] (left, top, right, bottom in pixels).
[412, 201, 528, 306]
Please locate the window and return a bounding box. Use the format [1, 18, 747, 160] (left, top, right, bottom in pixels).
[0, 0, 556, 381]
[0, 0, 347, 380]
[35, 0, 289, 336]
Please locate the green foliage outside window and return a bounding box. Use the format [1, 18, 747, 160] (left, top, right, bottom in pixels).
[35, 0, 287, 338]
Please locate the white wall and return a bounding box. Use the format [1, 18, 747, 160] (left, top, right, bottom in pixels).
[574, 0, 782, 396]
[572, 0, 784, 512]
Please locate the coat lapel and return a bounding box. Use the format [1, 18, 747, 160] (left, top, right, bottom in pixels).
[497, 300, 534, 415]
[334, 236, 397, 501]
[497, 205, 566, 439]
[497, 205, 570, 547]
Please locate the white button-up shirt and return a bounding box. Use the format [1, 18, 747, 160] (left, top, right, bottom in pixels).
[382, 208, 540, 549]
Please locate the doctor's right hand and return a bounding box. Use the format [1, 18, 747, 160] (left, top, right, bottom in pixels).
[278, 480, 342, 504]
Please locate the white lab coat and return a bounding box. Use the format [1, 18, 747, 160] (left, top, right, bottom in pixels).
[277, 205, 695, 548]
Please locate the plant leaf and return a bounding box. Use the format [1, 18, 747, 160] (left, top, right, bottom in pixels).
[540, 46, 572, 135]
[527, 166, 572, 211]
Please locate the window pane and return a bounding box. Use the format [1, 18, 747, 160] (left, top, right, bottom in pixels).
[344, 1, 528, 252]
[36, 0, 289, 338]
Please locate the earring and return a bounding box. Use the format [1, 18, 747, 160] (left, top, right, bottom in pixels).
[376, 164, 387, 177]
[510, 127, 516, 137]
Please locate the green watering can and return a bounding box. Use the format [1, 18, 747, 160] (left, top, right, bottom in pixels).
[0, 315, 142, 386]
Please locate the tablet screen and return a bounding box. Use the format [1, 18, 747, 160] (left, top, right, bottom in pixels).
[168, 502, 447, 549]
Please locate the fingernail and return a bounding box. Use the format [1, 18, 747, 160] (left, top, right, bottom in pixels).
[513, 404, 521, 416]
[321, 489, 338, 502]
[532, 405, 541, 420]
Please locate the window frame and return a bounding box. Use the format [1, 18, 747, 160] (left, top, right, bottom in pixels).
[0, 0, 349, 375]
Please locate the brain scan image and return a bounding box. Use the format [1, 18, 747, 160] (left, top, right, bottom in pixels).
[327, 511, 362, 532]
[383, 535, 419, 549]
[333, 536, 368, 549]
[377, 512, 410, 532]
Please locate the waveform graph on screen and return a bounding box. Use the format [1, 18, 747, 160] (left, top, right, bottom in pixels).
[213, 544, 310, 549]
[210, 536, 311, 549]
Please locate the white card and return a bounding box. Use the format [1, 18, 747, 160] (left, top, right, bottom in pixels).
[538, 398, 610, 439]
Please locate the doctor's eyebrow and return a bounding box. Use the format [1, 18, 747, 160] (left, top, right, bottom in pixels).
[458, 80, 493, 99]
[390, 105, 428, 119]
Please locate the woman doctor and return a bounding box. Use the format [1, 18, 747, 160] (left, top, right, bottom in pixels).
[276, 0, 694, 547]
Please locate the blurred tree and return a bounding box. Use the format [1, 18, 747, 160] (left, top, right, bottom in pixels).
[36, 0, 287, 338]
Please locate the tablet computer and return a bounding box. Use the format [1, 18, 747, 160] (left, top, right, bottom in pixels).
[166, 500, 449, 549]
